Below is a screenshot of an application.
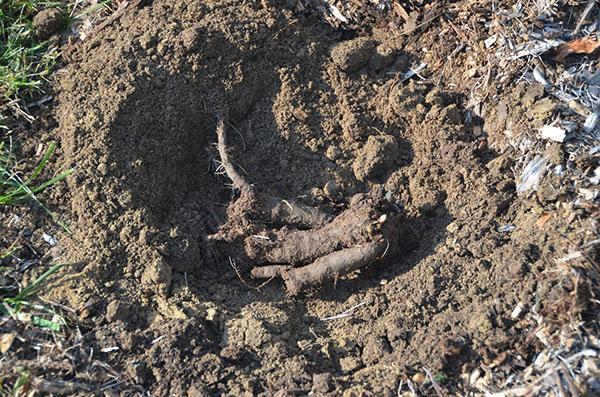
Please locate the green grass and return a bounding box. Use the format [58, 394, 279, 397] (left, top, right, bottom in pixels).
[0, 1, 114, 338]
[1, 1, 116, 104]
[0, 262, 68, 396]
[0, 3, 115, 393]
[0, 140, 73, 230]
[3, 371, 30, 397]
[0, 1, 64, 102]
[1, 263, 66, 331]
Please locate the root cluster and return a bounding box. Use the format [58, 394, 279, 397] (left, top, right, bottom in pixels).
[211, 117, 391, 295]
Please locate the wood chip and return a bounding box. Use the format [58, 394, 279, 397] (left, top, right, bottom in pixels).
[537, 212, 554, 229]
[540, 125, 566, 143]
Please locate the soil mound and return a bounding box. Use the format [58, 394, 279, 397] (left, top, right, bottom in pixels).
[48, 1, 581, 394]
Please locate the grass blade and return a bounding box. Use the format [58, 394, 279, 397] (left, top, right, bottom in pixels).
[10, 263, 64, 302]
[26, 141, 55, 182]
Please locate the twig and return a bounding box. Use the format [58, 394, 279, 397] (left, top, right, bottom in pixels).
[381, 240, 390, 259]
[151, 335, 165, 344]
[396, 12, 443, 37]
[423, 367, 444, 397]
[397, 379, 404, 397]
[573, 0, 597, 35]
[88, 0, 143, 37]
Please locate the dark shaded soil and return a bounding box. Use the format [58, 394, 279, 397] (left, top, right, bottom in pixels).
[18, 0, 593, 395]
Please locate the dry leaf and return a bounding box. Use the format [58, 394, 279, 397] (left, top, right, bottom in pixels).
[412, 372, 426, 384]
[0, 333, 16, 353]
[554, 36, 600, 62]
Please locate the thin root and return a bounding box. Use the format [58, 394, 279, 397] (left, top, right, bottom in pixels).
[216, 118, 253, 195]
[215, 117, 333, 229]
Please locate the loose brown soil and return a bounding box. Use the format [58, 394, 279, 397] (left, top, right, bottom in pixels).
[31, 0, 594, 395]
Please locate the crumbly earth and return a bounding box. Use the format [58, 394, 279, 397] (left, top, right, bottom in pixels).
[25, 0, 594, 395]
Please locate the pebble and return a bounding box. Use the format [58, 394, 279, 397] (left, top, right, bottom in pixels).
[339, 356, 362, 373]
[323, 180, 339, 199]
[326, 145, 341, 160]
[527, 98, 556, 120]
[307, 187, 324, 204]
[157, 42, 168, 55]
[206, 308, 218, 321]
[312, 373, 332, 393]
[139, 35, 157, 50]
[446, 221, 459, 233]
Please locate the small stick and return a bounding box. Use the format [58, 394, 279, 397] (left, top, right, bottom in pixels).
[573, 0, 596, 35]
[89, 0, 144, 38]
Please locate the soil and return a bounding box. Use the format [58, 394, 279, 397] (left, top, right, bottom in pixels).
[26, 0, 594, 395]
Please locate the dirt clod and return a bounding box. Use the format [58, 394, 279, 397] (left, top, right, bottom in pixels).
[33, 8, 63, 40]
[353, 135, 400, 181]
[141, 258, 173, 294]
[340, 356, 363, 373]
[331, 37, 375, 72]
[362, 335, 391, 365]
[312, 372, 333, 393]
